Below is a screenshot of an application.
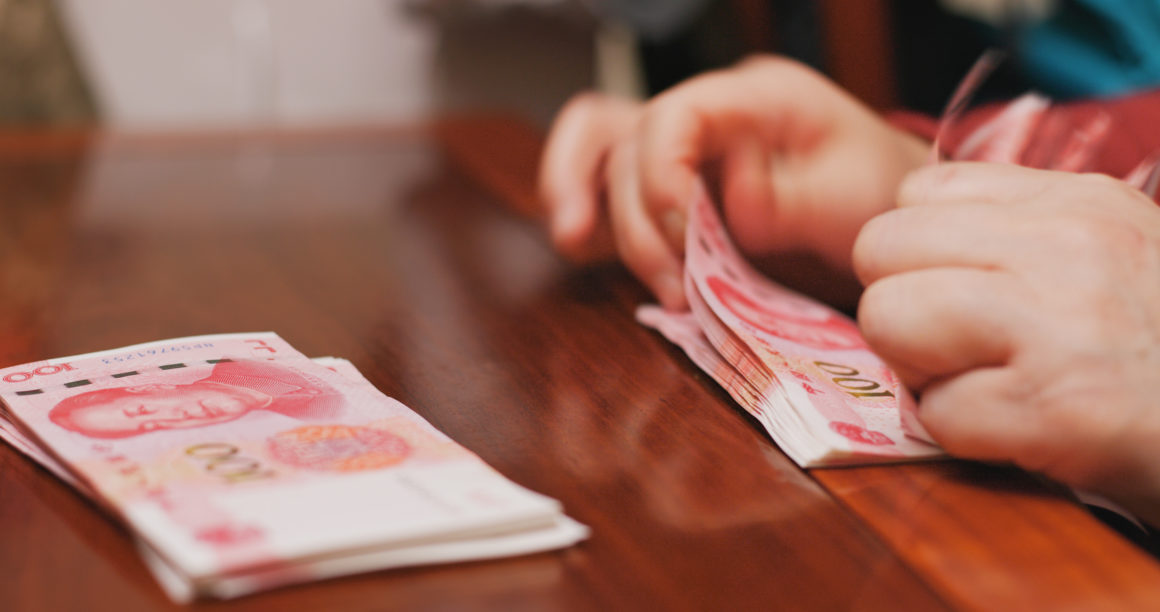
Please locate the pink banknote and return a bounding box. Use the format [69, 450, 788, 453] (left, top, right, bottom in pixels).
[636, 305, 850, 466]
[0, 356, 408, 495]
[0, 334, 587, 601]
[676, 188, 942, 465]
[636, 306, 775, 423]
[955, 93, 1050, 164]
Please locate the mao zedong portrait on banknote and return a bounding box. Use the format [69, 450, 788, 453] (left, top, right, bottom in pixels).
[48, 359, 343, 439]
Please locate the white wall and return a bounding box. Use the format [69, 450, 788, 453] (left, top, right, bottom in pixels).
[59, 0, 593, 129]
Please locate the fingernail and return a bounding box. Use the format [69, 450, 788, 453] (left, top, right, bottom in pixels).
[660, 209, 687, 251]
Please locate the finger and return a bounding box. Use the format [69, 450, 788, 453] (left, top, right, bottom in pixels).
[636, 58, 852, 251]
[858, 268, 1022, 391]
[897, 162, 1063, 209]
[853, 202, 1028, 285]
[918, 366, 1035, 463]
[605, 139, 686, 309]
[720, 134, 779, 254]
[539, 93, 640, 256]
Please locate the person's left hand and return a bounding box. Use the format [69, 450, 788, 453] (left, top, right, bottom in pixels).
[852, 162, 1160, 525]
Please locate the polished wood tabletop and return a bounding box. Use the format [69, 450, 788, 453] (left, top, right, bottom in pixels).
[2, 117, 1160, 611]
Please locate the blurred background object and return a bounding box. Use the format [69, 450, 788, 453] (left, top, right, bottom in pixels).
[899, 0, 1160, 111]
[2, 0, 1158, 130]
[0, 0, 98, 125]
[52, 0, 593, 129]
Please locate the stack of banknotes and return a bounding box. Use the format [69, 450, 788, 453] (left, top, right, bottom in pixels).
[638, 191, 944, 467]
[0, 334, 587, 602]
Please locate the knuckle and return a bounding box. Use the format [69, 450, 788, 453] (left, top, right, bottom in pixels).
[1042, 213, 1143, 260]
[1078, 171, 1157, 212]
[735, 53, 782, 69]
[1099, 221, 1150, 259]
[1074, 171, 1129, 197]
[735, 53, 792, 72]
[651, 59, 757, 109]
[898, 165, 958, 206]
[650, 54, 822, 119]
[558, 91, 607, 122]
[1067, 172, 1154, 211]
[556, 91, 638, 135]
[644, 88, 691, 126]
[1036, 213, 1105, 251]
[735, 53, 819, 82]
[895, 170, 928, 207]
[1052, 215, 1104, 251]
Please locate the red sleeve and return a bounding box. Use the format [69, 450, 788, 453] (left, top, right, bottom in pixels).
[886, 88, 1160, 177]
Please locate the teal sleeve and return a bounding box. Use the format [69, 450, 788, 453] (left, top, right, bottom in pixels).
[1018, 0, 1160, 98]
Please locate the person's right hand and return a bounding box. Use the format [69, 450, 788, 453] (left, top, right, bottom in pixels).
[538, 55, 930, 310]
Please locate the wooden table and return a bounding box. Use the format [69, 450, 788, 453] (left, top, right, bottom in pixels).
[2, 118, 1159, 611]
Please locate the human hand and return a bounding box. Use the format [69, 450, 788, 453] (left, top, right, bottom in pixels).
[539, 93, 640, 265]
[538, 55, 929, 310]
[854, 162, 1160, 525]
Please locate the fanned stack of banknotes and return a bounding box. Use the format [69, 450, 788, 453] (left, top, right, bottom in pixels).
[0, 334, 588, 602]
[638, 191, 944, 466]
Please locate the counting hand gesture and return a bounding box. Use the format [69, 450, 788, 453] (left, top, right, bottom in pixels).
[539, 56, 929, 310]
[855, 163, 1160, 525]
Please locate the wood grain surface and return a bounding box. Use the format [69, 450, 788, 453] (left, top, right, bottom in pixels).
[0, 119, 1155, 610]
